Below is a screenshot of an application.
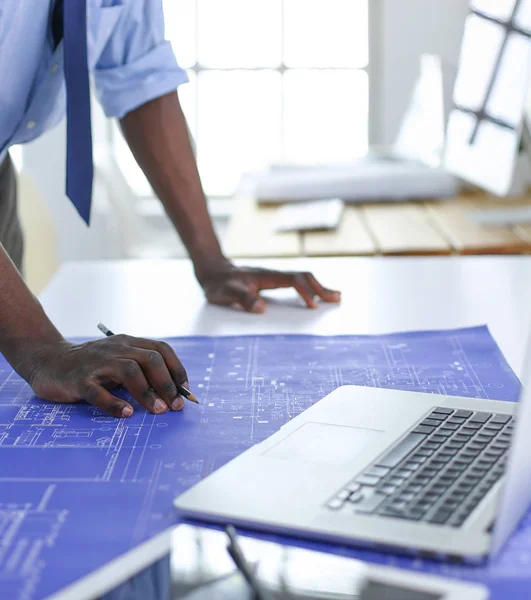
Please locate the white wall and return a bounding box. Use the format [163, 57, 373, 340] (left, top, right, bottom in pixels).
[370, 0, 470, 147]
[22, 121, 121, 264]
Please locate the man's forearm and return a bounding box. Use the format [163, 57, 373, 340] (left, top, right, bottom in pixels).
[120, 92, 227, 278]
[0, 245, 63, 381]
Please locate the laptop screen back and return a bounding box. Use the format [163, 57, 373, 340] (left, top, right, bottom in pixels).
[491, 327, 531, 556]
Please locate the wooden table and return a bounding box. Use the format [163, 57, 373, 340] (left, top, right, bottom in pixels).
[225, 193, 531, 258]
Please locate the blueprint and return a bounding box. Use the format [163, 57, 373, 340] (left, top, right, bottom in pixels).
[0, 326, 525, 599]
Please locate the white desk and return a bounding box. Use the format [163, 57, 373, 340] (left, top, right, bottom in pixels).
[37, 256, 531, 599]
[40, 256, 531, 379]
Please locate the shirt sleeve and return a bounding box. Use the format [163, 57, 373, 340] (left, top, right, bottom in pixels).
[93, 0, 188, 119]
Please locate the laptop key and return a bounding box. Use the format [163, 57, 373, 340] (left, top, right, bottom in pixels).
[433, 407, 453, 415]
[437, 429, 454, 437]
[429, 509, 452, 524]
[421, 419, 441, 428]
[347, 492, 363, 503]
[446, 417, 466, 425]
[479, 429, 497, 438]
[375, 432, 427, 468]
[395, 468, 414, 478]
[440, 422, 459, 431]
[327, 498, 344, 509]
[388, 476, 406, 486]
[469, 412, 491, 424]
[356, 474, 381, 486]
[428, 413, 449, 421]
[413, 425, 436, 435]
[463, 422, 481, 430]
[438, 448, 458, 457]
[364, 466, 390, 478]
[459, 429, 476, 437]
[354, 492, 387, 514]
[408, 456, 427, 465]
[454, 410, 472, 419]
[491, 414, 511, 425]
[485, 423, 504, 431]
[346, 482, 361, 493]
[403, 462, 421, 471]
[424, 442, 442, 450]
[415, 449, 435, 458]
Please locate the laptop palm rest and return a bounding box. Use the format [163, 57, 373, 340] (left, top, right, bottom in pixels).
[263, 422, 384, 466]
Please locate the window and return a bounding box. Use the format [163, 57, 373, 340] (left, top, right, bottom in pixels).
[113, 0, 369, 198]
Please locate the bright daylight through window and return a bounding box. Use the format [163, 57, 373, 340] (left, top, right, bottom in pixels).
[113, 0, 369, 198]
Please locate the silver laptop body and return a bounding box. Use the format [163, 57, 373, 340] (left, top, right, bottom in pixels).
[175, 340, 531, 561]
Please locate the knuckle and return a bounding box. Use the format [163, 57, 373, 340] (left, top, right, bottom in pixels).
[122, 360, 141, 379]
[147, 350, 164, 367]
[161, 381, 178, 397]
[141, 387, 155, 402]
[156, 341, 172, 355]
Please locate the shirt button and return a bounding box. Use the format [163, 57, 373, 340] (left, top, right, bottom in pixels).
[51, 63, 59, 73]
[27, 120, 36, 130]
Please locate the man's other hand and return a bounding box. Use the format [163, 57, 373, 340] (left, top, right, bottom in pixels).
[29, 336, 189, 417]
[197, 262, 341, 313]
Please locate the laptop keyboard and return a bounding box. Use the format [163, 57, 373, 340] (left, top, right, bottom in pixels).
[326, 407, 514, 527]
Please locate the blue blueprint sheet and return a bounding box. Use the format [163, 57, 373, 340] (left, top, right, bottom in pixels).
[0, 326, 525, 599]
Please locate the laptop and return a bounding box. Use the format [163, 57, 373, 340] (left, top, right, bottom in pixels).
[175, 343, 531, 561]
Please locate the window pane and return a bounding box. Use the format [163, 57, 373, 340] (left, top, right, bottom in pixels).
[197, 71, 282, 195]
[197, 0, 282, 68]
[453, 15, 505, 111]
[471, 0, 518, 22]
[283, 70, 368, 164]
[284, 0, 368, 68]
[163, 0, 196, 69]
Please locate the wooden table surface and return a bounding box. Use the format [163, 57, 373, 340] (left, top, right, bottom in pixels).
[225, 193, 531, 258]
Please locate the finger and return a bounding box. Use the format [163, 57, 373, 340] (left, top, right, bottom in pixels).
[120, 337, 190, 399]
[293, 274, 319, 309]
[84, 382, 134, 418]
[206, 281, 266, 313]
[225, 280, 267, 313]
[121, 347, 183, 411]
[112, 359, 168, 414]
[305, 273, 341, 303]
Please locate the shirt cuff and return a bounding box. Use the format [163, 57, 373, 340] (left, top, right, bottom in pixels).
[94, 41, 189, 119]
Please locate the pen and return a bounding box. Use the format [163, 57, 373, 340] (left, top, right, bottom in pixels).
[97, 322, 198, 404]
[225, 526, 267, 600]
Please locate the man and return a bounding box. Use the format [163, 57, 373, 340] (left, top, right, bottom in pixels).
[0, 0, 340, 418]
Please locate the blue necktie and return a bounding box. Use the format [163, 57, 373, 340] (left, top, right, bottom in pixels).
[55, 0, 94, 224]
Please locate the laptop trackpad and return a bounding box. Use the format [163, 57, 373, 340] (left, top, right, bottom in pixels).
[263, 422, 383, 466]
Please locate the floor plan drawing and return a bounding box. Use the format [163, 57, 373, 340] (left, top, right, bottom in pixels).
[0, 326, 525, 598]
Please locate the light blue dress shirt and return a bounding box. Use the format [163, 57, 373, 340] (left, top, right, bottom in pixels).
[0, 0, 188, 164]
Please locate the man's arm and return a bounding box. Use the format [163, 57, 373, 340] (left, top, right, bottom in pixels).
[120, 91, 225, 281]
[120, 92, 341, 313]
[0, 244, 188, 416]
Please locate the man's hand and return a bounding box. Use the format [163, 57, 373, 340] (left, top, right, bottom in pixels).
[28, 336, 189, 418]
[197, 261, 341, 313]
